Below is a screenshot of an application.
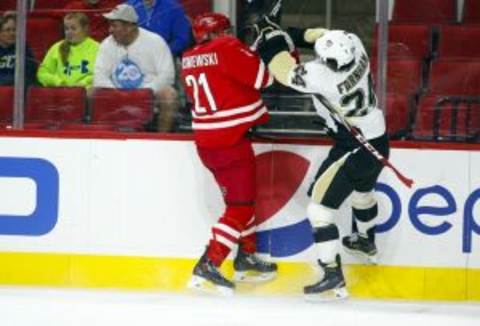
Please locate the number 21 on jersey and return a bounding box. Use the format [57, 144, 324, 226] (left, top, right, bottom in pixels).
[185, 73, 218, 115]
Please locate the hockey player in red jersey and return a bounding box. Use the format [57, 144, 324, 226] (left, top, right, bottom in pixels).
[181, 12, 277, 295]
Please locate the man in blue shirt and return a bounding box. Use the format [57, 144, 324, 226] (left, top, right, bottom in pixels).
[126, 0, 192, 57]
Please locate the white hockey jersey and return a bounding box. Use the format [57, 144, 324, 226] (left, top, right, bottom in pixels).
[286, 33, 386, 140]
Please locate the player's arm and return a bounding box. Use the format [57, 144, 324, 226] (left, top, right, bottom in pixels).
[255, 30, 310, 91]
[286, 27, 328, 49]
[251, 15, 326, 85]
[223, 42, 273, 90]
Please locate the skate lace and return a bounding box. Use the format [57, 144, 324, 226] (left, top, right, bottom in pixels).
[248, 254, 272, 267]
[206, 261, 231, 283]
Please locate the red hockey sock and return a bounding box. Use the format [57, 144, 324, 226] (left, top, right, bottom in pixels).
[238, 216, 257, 254]
[207, 205, 254, 266]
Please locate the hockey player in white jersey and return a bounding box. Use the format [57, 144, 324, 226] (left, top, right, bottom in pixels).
[253, 20, 390, 300]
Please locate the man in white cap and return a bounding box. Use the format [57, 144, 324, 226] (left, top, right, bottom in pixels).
[93, 4, 179, 132]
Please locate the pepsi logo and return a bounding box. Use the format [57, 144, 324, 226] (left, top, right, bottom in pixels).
[254, 150, 314, 257]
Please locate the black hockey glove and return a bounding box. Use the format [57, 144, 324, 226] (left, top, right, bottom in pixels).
[251, 15, 283, 50]
[287, 27, 313, 49]
[256, 29, 295, 65]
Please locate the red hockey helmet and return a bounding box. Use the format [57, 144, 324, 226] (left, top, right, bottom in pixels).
[192, 12, 232, 43]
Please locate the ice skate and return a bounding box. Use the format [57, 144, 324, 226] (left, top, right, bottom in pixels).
[233, 250, 278, 283]
[304, 255, 349, 301]
[187, 253, 235, 296]
[342, 232, 378, 264]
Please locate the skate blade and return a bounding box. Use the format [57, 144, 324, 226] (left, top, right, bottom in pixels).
[304, 286, 349, 302]
[343, 247, 378, 265]
[233, 271, 277, 283]
[187, 275, 234, 296]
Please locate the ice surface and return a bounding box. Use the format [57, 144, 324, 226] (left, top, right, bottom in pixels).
[0, 287, 478, 326]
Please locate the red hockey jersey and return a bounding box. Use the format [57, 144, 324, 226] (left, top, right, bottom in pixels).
[181, 35, 273, 148]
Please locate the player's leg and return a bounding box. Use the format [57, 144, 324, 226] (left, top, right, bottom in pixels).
[229, 139, 277, 283]
[235, 218, 278, 283]
[188, 203, 253, 295]
[342, 134, 390, 264]
[188, 138, 275, 294]
[303, 149, 354, 301]
[189, 142, 255, 295]
[343, 190, 379, 264]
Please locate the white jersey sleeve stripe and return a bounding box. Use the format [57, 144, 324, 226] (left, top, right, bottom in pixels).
[193, 106, 268, 130]
[266, 73, 274, 87]
[254, 60, 266, 90]
[192, 99, 263, 119]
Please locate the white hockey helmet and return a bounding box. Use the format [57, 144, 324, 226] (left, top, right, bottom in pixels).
[314, 30, 356, 71]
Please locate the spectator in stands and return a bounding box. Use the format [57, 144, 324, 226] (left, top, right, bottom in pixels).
[37, 13, 99, 91]
[59, 1, 122, 43]
[126, 0, 192, 57]
[0, 13, 37, 87]
[94, 4, 178, 132]
[63, 0, 122, 10]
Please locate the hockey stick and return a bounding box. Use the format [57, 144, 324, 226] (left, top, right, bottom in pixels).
[314, 94, 414, 188]
[267, 0, 283, 21]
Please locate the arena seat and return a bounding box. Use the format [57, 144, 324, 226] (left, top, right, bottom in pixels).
[26, 87, 87, 127]
[90, 88, 154, 131]
[28, 9, 110, 43]
[0, 0, 16, 11]
[372, 24, 432, 59]
[428, 59, 480, 95]
[33, 0, 71, 9]
[371, 58, 424, 95]
[180, 0, 212, 18]
[437, 25, 480, 59]
[85, 10, 110, 42]
[0, 86, 14, 124]
[392, 0, 457, 24]
[386, 93, 410, 137]
[26, 14, 63, 62]
[413, 95, 480, 141]
[392, 0, 456, 24]
[463, 0, 480, 23]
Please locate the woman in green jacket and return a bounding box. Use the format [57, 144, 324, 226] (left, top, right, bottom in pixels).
[37, 12, 99, 90]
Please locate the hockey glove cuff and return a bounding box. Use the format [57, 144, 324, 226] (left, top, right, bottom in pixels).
[286, 27, 328, 48]
[286, 27, 312, 49]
